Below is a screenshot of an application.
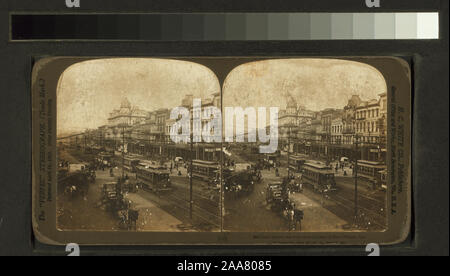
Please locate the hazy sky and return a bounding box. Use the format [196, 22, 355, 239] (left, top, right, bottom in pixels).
[57, 58, 220, 134]
[223, 58, 387, 111]
[57, 58, 387, 135]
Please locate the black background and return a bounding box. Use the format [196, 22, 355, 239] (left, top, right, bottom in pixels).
[0, 0, 448, 256]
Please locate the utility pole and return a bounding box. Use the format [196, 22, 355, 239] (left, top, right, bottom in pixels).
[189, 132, 193, 220]
[122, 125, 125, 180]
[220, 141, 224, 231]
[354, 134, 359, 221]
[287, 126, 290, 178]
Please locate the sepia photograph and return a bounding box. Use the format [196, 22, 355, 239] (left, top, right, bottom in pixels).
[56, 58, 222, 232]
[222, 59, 388, 232]
[1, 0, 446, 257]
[31, 56, 411, 244]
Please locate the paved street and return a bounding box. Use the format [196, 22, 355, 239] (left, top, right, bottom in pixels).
[58, 146, 386, 232]
[224, 169, 347, 232]
[57, 149, 188, 231]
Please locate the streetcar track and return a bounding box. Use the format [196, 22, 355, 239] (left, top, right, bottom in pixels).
[330, 193, 386, 229]
[337, 187, 386, 214]
[139, 189, 220, 230]
[302, 184, 386, 230]
[166, 192, 221, 228]
[171, 187, 220, 217]
[171, 184, 220, 213]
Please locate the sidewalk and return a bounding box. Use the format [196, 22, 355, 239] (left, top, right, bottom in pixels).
[289, 192, 347, 232]
[124, 192, 183, 231]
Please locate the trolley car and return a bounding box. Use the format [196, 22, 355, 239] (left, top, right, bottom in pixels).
[288, 155, 307, 173]
[135, 161, 171, 193]
[191, 160, 219, 182]
[301, 162, 336, 193]
[97, 152, 114, 167]
[123, 156, 140, 172]
[356, 160, 386, 186]
[262, 153, 278, 168]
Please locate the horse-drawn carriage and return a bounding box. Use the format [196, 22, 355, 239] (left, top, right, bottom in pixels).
[223, 169, 255, 198]
[58, 163, 92, 199]
[101, 181, 139, 230]
[101, 182, 128, 212]
[266, 179, 304, 231]
[266, 182, 289, 211]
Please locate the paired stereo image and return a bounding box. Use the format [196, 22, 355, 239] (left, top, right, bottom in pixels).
[55, 58, 388, 233]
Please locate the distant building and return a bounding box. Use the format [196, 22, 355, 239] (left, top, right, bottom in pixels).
[355, 97, 384, 144]
[320, 108, 343, 144]
[279, 97, 315, 149]
[104, 97, 148, 147]
[341, 95, 362, 145]
[107, 98, 147, 127]
[331, 118, 343, 144]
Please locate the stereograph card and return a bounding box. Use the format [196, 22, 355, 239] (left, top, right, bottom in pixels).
[31, 56, 411, 245]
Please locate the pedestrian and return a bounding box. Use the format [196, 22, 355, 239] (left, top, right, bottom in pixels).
[288, 205, 295, 231]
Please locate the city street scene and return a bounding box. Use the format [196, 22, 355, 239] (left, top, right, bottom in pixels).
[222, 59, 388, 232]
[56, 58, 388, 233]
[56, 58, 223, 232]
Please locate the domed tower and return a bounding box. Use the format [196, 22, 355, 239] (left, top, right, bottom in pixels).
[120, 97, 131, 110]
[286, 95, 298, 115]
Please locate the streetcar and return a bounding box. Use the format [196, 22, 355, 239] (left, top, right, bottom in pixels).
[191, 160, 219, 182]
[301, 162, 337, 193]
[262, 153, 278, 168]
[97, 152, 114, 167]
[288, 155, 307, 173]
[135, 161, 171, 193]
[222, 168, 254, 197]
[123, 156, 140, 172]
[356, 160, 386, 188]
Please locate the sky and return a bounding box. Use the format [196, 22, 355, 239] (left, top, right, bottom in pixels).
[57, 58, 387, 135]
[222, 58, 387, 111]
[57, 58, 220, 134]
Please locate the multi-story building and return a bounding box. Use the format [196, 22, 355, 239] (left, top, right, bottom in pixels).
[378, 93, 388, 140]
[155, 108, 170, 142]
[279, 98, 316, 151]
[331, 118, 343, 144]
[107, 98, 147, 127]
[105, 98, 147, 148]
[355, 98, 383, 144]
[320, 108, 343, 144]
[187, 92, 221, 142]
[341, 95, 362, 145]
[353, 93, 388, 161]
